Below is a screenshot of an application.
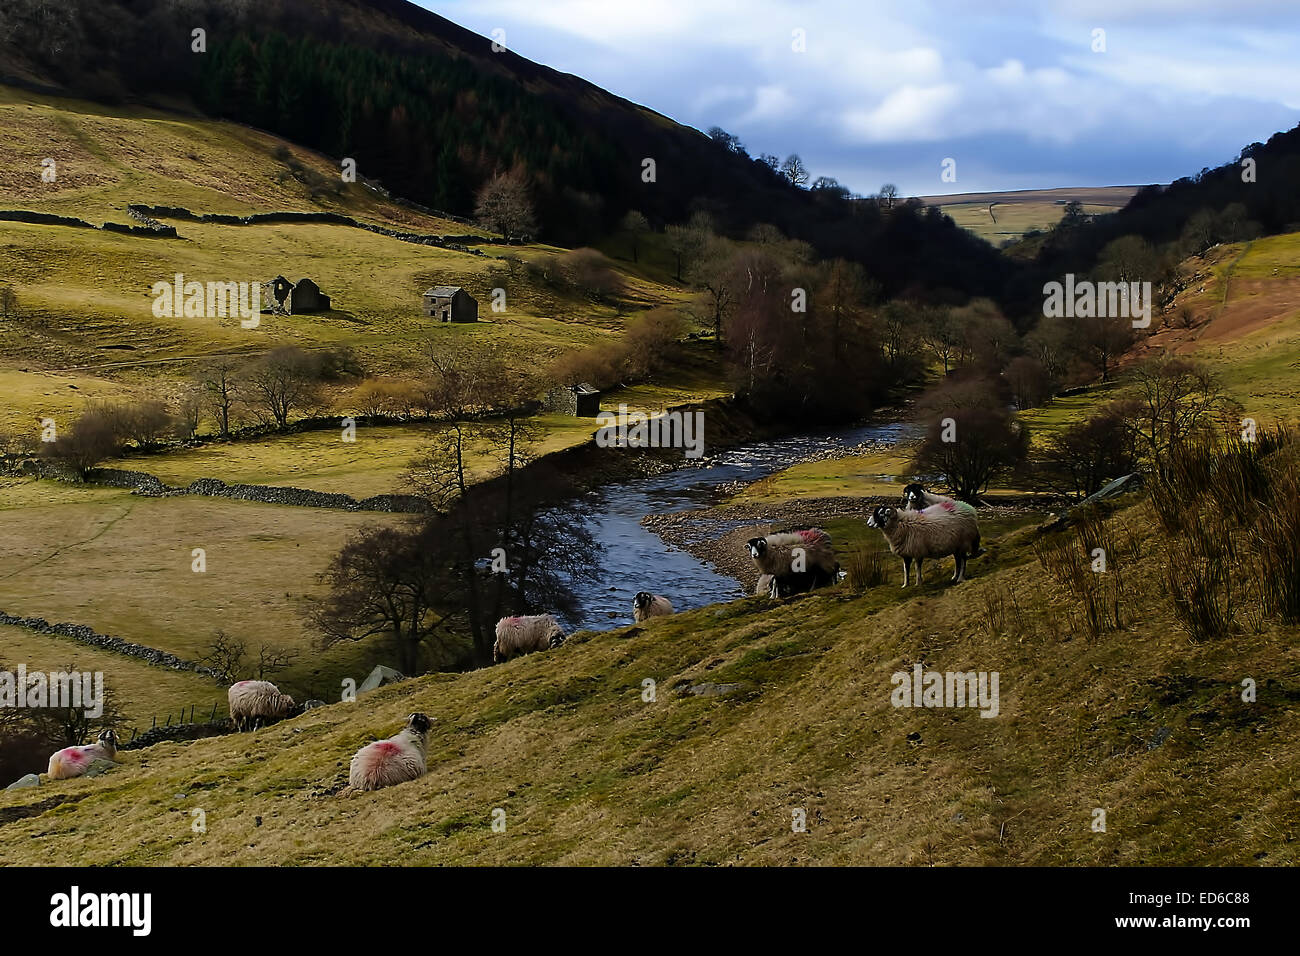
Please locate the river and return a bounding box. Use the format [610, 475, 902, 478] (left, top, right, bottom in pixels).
[557, 421, 915, 631]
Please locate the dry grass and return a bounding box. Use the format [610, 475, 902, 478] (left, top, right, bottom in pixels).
[1, 496, 1296, 866]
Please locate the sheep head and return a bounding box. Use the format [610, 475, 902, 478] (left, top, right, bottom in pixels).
[633, 591, 653, 609]
[867, 505, 898, 530]
[746, 537, 769, 560]
[901, 483, 927, 510]
[406, 713, 432, 735]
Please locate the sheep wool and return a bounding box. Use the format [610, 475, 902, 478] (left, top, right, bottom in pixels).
[349, 713, 432, 791]
[867, 503, 982, 587]
[632, 592, 674, 622]
[747, 528, 838, 596]
[47, 729, 118, 780]
[228, 679, 297, 731]
[902, 483, 979, 525]
[755, 573, 776, 598]
[493, 614, 566, 663]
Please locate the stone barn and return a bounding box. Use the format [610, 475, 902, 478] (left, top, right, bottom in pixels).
[543, 382, 601, 418]
[422, 286, 478, 322]
[262, 276, 332, 314]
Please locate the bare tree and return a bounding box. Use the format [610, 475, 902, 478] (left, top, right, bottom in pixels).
[620, 210, 650, 263]
[878, 183, 900, 210]
[243, 346, 322, 428]
[199, 359, 241, 436]
[1125, 356, 1232, 462]
[43, 402, 123, 477]
[475, 170, 537, 241]
[780, 154, 809, 188]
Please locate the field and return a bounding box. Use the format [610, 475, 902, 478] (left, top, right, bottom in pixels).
[917, 186, 1139, 245]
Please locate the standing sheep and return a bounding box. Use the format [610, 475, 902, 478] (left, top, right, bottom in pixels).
[47, 729, 118, 780]
[348, 713, 432, 791]
[493, 614, 566, 663]
[228, 679, 297, 731]
[632, 591, 674, 622]
[747, 528, 838, 597]
[867, 503, 982, 586]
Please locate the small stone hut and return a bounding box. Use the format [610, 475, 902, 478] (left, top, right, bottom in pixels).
[262, 275, 331, 314]
[422, 286, 478, 322]
[543, 382, 601, 417]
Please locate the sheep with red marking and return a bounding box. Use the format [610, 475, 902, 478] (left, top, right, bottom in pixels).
[746, 528, 838, 597]
[493, 614, 566, 663]
[228, 679, 297, 731]
[348, 713, 432, 791]
[47, 729, 118, 780]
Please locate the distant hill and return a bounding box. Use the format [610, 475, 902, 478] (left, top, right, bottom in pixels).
[917, 186, 1140, 244]
[0, 0, 1008, 299]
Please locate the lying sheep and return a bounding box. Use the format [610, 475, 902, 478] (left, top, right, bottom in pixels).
[228, 679, 297, 731]
[348, 713, 432, 791]
[747, 528, 838, 597]
[867, 503, 982, 586]
[632, 591, 674, 622]
[47, 729, 118, 780]
[493, 614, 566, 663]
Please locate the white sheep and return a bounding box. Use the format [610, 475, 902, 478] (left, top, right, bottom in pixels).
[348, 713, 432, 791]
[867, 503, 982, 586]
[47, 729, 118, 780]
[746, 528, 838, 596]
[632, 591, 674, 622]
[493, 614, 566, 663]
[228, 679, 297, 731]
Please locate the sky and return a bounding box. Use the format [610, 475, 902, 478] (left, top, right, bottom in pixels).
[420, 0, 1300, 197]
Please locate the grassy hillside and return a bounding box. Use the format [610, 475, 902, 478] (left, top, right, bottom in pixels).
[2, 491, 1294, 866]
[917, 186, 1139, 245]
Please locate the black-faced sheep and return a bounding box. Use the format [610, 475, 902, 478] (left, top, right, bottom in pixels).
[901, 482, 979, 530]
[493, 614, 566, 663]
[747, 528, 838, 597]
[348, 713, 432, 791]
[47, 729, 118, 780]
[228, 679, 297, 731]
[867, 503, 982, 586]
[632, 592, 674, 622]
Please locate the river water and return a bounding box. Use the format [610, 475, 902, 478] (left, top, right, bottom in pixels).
[558, 421, 914, 631]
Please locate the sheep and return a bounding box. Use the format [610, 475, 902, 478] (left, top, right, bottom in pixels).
[348, 713, 432, 791]
[747, 528, 838, 597]
[900, 484, 983, 554]
[228, 679, 297, 731]
[632, 591, 674, 622]
[493, 614, 566, 663]
[47, 729, 118, 780]
[867, 503, 982, 587]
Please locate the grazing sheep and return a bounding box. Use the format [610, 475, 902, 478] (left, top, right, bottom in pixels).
[632, 591, 674, 622]
[348, 713, 432, 791]
[228, 679, 297, 731]
[47, 729, 118, 780]
[747, 528, 838, 597]
[867, 503, 982, 586]
[493, 614, 566, 663]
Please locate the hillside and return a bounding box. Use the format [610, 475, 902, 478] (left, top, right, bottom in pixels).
[2, 484, 1296, 865]
[917, 186, 1140, 245]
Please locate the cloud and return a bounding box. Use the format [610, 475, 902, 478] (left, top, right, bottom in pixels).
[424, 0, 1300, 194]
